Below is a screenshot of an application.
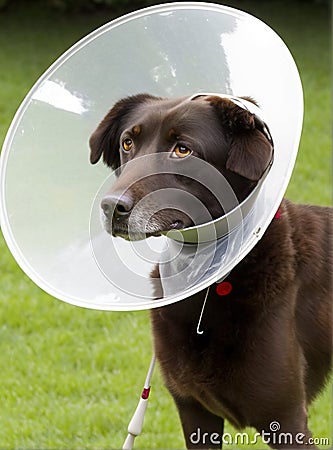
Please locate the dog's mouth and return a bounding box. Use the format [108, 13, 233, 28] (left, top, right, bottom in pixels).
[102, 210, 192, 241]
[113, 220, 187, 240]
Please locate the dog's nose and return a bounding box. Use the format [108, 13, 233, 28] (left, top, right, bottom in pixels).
[101, 193, 134, 219]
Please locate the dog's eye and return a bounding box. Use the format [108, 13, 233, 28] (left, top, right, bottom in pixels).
[122, 138, 133, 152]
[173, 144, 192, 158]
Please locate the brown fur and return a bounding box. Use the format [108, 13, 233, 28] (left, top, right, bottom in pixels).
[151, 200, 332, 448]
[90, 94, 332, 449]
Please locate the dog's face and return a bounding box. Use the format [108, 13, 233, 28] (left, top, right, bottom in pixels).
[89, 94, 273, 240]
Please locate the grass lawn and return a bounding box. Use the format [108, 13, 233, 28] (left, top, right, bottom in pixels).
[0, 0, 331, 448]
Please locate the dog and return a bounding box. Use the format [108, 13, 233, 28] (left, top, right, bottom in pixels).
[89, 93, 332, 449]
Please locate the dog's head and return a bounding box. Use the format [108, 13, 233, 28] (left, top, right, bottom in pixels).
[89, 94, 273, 240]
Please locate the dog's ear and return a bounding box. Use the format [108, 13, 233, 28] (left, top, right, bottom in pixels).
[89, 94, 158, 169]
[208, 96, 273, 181]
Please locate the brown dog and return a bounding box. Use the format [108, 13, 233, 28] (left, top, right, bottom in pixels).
[90, 94, 332, 449]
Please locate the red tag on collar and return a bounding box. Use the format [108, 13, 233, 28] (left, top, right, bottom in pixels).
[274, 207, 281, 220]
[216, 281, 233, 296]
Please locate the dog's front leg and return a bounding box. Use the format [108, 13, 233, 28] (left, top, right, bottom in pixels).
[173, 395, 224, 449]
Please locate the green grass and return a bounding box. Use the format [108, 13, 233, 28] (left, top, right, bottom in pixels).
[0, 1, 331, 448]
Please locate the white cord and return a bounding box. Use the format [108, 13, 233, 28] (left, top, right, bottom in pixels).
[196, 286, 210, 335]
[122, 353, 156, 449]
[144, 352, 156, 389]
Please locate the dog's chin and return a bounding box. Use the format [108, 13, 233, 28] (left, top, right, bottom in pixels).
[104, 217, 191, 241]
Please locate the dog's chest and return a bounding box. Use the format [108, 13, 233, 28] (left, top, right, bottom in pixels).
[152, 295, 255, 427]
[152, 289, 254, 386]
